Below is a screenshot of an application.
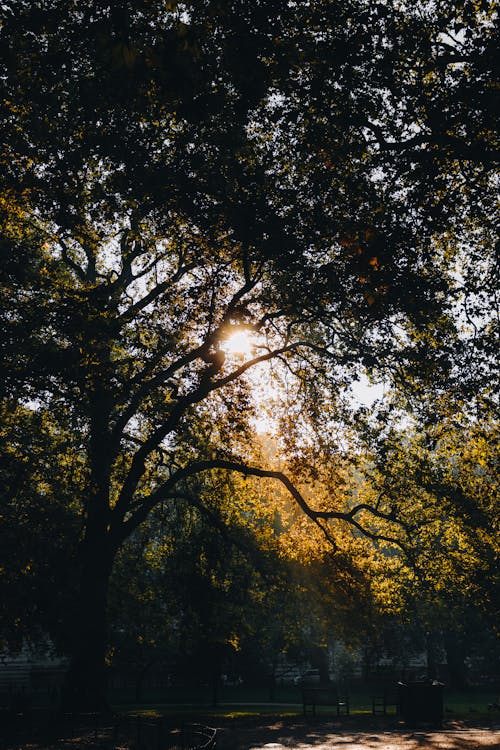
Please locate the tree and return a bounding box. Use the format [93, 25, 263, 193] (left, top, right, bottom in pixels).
[1, 0, 497, 709]
[107, 470, 287, 700]
[353, 410, 500, 686]
[0, 403, 81, 652]
[108, 463, 378, 697]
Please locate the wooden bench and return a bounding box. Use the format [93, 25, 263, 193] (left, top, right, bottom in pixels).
[372, 687, 399, 715]
[301, 686, 349, 717]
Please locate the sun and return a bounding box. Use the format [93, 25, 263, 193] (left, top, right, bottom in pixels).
[223, 329, 254, 357]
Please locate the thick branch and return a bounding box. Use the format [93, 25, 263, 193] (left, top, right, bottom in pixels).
[118, 262, 196, 324]
[112, 458, 405, 550]
[113, 338, 334, 509]
[111, 340, 215, 442]
[366, 120, 500, 166]
[211, 342, 302, 388]
[58, 237, 87, 281]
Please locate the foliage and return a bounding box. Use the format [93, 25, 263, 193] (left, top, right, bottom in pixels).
[107, 462, 378, 688]
[351, 409, 499, 683]
[0, 403, 81, 651]
[0, 0, 498, 706]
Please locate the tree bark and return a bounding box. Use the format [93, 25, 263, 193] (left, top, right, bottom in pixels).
[444, 633, 468, 690]
[61, 525, 115, 714]
[60, 377, 118, 713]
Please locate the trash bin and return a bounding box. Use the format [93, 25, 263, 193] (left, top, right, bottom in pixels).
[397, 680, 444, 727]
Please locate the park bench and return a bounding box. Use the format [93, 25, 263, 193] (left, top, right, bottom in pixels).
[301, 686, 349, 717]
[372, 686, 399, 715]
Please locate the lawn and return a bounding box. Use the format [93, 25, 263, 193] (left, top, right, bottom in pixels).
[109, 683, 500, 722]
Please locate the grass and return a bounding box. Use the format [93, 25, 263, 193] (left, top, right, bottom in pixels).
[109, 684, 500, 722]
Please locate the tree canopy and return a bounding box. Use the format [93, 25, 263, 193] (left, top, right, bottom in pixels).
[0, 0, 498, 709]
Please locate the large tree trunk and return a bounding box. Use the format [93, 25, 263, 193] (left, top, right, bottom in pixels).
[61, 389, 119, 714]
[61, 524, 115, 714]
[444, 632, 468, 690]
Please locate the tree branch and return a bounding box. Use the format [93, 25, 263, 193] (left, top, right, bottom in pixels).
[112, 458, 406, 551]
[58, 237, 87, 281]
[112, 337, 336, 506]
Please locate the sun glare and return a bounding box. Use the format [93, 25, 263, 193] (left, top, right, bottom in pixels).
[224, 330, 253, 357]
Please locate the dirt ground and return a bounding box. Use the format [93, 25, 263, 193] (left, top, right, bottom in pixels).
[2, 716, 500, 750]
[215, 717, 500, 750]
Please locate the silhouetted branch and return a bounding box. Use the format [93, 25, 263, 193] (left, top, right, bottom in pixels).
[113, 458, 406, 551]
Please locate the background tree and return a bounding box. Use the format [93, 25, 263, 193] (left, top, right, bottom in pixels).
[0, 0, 497, 710]
[0, 404, 81, 652]
[107, 456, 380, 696]
[353, 408, 499, 687]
